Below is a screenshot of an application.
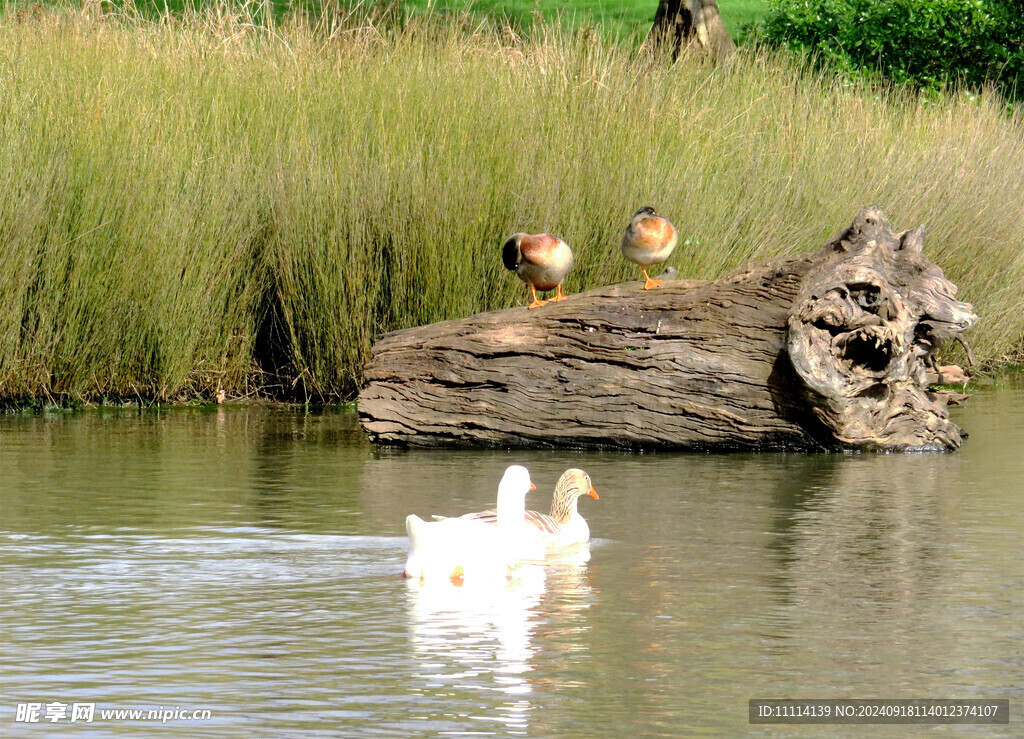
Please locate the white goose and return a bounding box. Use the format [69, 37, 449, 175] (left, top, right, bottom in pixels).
[456, 469, 599, 552]
[404, 465, 540, 583]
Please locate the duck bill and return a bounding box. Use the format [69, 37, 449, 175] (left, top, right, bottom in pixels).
[588, 485, 599, 500]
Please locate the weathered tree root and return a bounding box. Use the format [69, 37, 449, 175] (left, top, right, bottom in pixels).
[785, 207, 977, 449]
[358, 207, 977, 451]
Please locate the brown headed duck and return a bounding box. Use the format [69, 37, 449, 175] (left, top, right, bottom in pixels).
[502, 233, 574, 309]
[621, 206, 678, 289]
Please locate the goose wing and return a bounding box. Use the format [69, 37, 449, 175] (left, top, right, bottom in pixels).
[458, 508, 561, 535]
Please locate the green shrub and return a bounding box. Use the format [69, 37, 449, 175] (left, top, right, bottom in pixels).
[761, 0, 1023, 98]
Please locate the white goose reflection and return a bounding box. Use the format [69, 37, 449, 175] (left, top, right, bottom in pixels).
[405, 545, 593, 733]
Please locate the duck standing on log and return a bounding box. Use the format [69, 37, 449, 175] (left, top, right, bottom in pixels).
[621, 206, 678, 289]
[503, 233, 574, 308]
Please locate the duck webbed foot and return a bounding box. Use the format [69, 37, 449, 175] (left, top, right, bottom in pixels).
[641, 266, 663, 290]
[527, 286, 549, 309]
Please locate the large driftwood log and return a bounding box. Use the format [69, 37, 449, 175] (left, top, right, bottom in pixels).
[358, 208, 977, 451]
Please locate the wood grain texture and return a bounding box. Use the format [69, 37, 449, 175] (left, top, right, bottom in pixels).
[358, 208, 976, 452]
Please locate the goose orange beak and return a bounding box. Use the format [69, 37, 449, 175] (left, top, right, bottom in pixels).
[588, 485, 599, 500]
[529, 481, 537, 491]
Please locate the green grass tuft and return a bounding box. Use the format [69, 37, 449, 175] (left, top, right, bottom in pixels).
[0, 5, 1021, 404]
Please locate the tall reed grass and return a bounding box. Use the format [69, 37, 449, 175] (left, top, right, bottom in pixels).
[1, 4, 1022, 404]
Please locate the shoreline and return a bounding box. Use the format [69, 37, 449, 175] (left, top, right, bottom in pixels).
[4, 368, 1022, 414]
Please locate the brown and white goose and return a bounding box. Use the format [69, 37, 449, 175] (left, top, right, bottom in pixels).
[456, 469, 599, 552]
[503, 232, 574, 308]
[620, 206, 678, 289]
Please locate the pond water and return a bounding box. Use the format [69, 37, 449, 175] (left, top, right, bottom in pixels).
[1, 381, 1022, 736]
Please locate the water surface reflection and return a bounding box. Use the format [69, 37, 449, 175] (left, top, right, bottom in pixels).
[0, 387, 1021, 735]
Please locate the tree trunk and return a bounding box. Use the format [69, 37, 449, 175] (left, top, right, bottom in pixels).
[357, 207, 977, 452]
[647, 0, 735, 61]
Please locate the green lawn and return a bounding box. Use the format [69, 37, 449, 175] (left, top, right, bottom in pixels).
[397, 0, 768, 41]
[33, 1, 768, 42]
[716, 0, 768, 36]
